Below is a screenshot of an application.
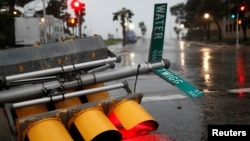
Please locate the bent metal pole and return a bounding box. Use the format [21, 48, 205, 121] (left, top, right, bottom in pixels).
[0, 59, 170, 105]
[5, 56, 121, 82]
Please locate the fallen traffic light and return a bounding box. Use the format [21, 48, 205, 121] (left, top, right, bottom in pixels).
[27, 118, 73, 141]
[108, 100, 158, 139]
[68, 107, 122, 141]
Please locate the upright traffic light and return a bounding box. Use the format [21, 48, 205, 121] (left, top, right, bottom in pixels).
[68, 18, 77, 27]
[70, 0, 85, 13]
[239, 5, 247, 12]
[230, 6, 237, 20]
[239, 4, 248, 19]
[238, 19, 242, 25]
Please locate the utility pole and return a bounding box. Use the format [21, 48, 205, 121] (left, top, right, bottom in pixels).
[236, 10, 239, 47]
[236, 1, 239, 47]
[42, 0, 47, 44]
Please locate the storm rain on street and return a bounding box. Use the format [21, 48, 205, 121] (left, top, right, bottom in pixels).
[107, 38, 250, 141]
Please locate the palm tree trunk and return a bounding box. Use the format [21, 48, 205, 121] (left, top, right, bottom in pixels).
[241, 20, 247, 41]
[121, 17, 126, 46]
[215, 20, 222, 40]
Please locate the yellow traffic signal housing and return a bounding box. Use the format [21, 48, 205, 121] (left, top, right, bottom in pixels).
[68, 107, 122, 141]
[27, 118, 73, 141]
[85, 83, 110, 102]
[108, 100, 159, 139]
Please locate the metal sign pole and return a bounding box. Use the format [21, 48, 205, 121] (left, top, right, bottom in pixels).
[236, 11, 239, 47]
[42, 0, 47, 43]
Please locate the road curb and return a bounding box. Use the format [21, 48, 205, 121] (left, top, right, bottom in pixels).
[188, 41, 245, 48]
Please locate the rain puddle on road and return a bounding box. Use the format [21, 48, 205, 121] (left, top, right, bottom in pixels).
[142, 94, 187, 102]
[228, 88, 250, 99]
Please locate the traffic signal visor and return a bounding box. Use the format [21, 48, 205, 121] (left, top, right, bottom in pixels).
[69, 107, 122, 141]
[27, 118, 73, 141]
[108, 100, 159, 139]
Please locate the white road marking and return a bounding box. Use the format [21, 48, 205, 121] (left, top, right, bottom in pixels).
[228, 88, 250, 93]
[142, 94, 187, 102]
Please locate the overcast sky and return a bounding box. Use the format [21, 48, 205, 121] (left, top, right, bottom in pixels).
[68, 0, 185, 39]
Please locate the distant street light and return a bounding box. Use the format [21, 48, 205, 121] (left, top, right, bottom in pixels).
[128, 23, 134, 30]
[204, 13, 210, 40]
[180, 24, 184, 29]
[204, 13, 210, 19]
[13, 11, 17, 15]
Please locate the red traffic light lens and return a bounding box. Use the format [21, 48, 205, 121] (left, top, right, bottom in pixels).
[108, 100, 158, 139]
[70, 0, 85, 12]
[240, 6, 246, 11]
[73, 1, 80, 8]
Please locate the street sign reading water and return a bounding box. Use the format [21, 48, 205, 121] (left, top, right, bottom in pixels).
[148, 3, 167, 62]
[148, 3, 203, 97]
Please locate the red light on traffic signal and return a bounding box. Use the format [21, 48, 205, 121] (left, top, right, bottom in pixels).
[73, 1, 80, 8]
[239, 4, 248, 13]
[240, 6, 246, 11]
[70, 0, 85, 12]
[108, 100, 158, 139]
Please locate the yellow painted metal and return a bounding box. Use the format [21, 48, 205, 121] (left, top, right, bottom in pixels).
[109, 100, 158, 130]
[85, 83, 110, 102]
[15, 104, 48, 118]
[73, 107, 121, 141]
[27, 118, 73, 141]
[54, 97, 82, 108]
[54, 89, 82, 109]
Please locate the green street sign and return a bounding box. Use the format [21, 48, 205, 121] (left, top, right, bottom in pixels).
[148, 3, 167, 62]
[153, 68, 203, 97]
[149, 3, 203, 97]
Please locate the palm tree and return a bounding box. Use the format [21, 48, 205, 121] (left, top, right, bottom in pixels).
[113, 7, 134, 46]
[174, 26, 182, 40]
[138, 21, 147, 39]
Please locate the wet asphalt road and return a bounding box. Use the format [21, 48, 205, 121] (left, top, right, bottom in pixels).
[1, 38, 250, 141]
[107, 39, 250, 141]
